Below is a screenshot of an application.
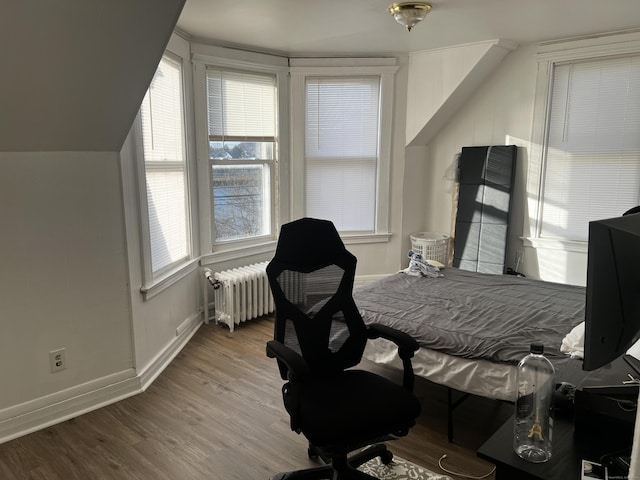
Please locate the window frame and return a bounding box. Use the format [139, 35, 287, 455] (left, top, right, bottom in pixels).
[134, 43, 198, 300]
[290, 58, 397, 241]
[205, 67, 278, 246]
[192, 48, 289, 262]
[525, 34, 640, 254]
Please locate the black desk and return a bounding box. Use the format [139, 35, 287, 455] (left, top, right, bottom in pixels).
[477, 357, 637, 480]
[477, 413, 581, 480]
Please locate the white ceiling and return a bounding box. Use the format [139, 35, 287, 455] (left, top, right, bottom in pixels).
[176, 0, 640, 56]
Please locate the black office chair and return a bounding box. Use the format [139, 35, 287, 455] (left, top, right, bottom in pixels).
[266, 218, 421, 480]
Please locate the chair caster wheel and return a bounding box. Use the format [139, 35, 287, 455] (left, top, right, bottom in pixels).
[380, 450, 393, 465]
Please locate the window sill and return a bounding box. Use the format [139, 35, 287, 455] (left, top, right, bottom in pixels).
[200, 232, 392, 266]
[140, 259, 200, 301]
[521, 236, 587, 254]
[141, 233, 392, 300]
[342, 232, 392, 245]
[201, 240, 278, 266]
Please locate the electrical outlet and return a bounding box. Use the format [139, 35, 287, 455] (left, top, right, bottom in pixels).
[50, 348, 66, 373]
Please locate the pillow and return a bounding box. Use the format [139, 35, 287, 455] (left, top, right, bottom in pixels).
[560, 322, 585, 359]
[561, 321, 640, 362]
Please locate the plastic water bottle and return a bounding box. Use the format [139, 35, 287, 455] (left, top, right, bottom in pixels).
[513, 343, 555, 463]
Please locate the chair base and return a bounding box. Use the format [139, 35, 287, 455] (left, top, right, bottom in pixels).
[269, 443, 392, 480]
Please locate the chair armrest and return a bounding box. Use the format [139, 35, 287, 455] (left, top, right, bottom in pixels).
[266, 340, 309, 382]
[367, 323, 419, 359]
[366, 323, 419, 392]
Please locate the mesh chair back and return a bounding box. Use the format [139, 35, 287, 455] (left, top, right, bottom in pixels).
[267, 218, 367, 377]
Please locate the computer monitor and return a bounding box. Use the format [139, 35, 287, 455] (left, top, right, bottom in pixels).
[583, 212, 640, 373]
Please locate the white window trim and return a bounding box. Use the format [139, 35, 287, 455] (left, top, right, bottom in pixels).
[192, 46, 289, 261]
[140, 259, 200, 300]
[290, 58, 398, 240]
[134, 35, 198, 300]
[525, 32, 640, 251]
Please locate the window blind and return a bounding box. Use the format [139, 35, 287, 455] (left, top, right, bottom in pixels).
[541, 55, 640, 241]
[140, 55, 190, 274]
[206, 69, 276, 142]
[305, 76, 380, 232]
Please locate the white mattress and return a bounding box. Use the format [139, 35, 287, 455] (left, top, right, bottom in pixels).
[363, 337, 517, 402]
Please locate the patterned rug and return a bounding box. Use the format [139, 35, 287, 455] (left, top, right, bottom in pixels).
[359, 456, 452, 480]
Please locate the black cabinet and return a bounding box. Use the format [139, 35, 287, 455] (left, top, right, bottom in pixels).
[453, 145, 517, 274]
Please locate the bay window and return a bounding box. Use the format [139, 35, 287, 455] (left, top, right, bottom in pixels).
[138, 53, 192, 285]
[290, 59, 397, 238]
[205, 69, 277, 244]
[304, 76, 380, 232]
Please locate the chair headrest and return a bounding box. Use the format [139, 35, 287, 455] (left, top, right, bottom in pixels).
[273, 218, 353, 270]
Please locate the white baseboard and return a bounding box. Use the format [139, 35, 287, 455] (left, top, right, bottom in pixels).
[0, 370, 140, 444]
[0, 314, 203, 445]
[138, 312, 202, 391]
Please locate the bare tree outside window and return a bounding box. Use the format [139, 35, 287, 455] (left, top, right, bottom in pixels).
[210, 141, 272, 241]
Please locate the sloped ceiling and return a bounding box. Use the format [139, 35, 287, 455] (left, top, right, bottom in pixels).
[0, 1, 185, 152]
[406, 40, 517, 146]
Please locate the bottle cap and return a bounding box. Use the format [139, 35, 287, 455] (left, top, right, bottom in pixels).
[530, 343, 544, 354]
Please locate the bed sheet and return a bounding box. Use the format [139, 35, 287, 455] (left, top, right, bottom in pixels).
[354, 268, 586, 400]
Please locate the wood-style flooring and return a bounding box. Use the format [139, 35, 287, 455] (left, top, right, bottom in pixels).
[0, 316, 512, 479]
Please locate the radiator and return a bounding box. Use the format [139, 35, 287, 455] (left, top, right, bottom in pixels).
[203, 262, 274, 332]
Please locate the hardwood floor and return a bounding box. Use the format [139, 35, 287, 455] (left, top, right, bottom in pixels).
[0, 317, 512, 479]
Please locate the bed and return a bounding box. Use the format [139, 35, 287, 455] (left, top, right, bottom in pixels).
[352, 268, 586, 438]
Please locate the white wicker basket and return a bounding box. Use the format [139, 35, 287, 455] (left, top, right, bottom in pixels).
[410, 232, 449, 264]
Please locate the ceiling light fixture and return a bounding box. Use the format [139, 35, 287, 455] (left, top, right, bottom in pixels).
[388, 2, 432, 32]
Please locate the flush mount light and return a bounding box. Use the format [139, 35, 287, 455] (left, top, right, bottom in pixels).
[388, 2, 432, 32]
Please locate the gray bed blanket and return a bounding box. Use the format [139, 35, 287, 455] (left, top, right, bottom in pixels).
[353, 268, 586, 365]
